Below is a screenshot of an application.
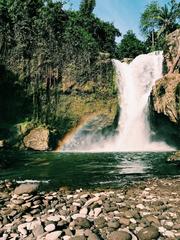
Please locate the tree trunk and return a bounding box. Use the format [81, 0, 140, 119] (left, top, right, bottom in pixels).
[152, 30, 155, 50]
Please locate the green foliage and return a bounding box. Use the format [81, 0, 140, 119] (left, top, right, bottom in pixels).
[116, 30, 146, 60]
[140, 0, 180, 50]
[79, 0, 96, 16]
[140, 1, 160, 36]
[0, 0, 119, 129]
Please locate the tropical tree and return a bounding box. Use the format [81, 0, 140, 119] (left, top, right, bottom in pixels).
[156, 0, 180, 37]
[0, 0, 14, 60]
[116, 30, 146, 60]
[140, 0, 180, 50]
[140, 1, 161, 49]
[79, 0, 96, 16]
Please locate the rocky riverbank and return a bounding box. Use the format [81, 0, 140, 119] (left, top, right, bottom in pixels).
[0, 178, 180, 240]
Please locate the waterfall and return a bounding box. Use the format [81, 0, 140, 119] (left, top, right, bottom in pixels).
[111, 51, 172, 151]
[61, 52, 173, 152]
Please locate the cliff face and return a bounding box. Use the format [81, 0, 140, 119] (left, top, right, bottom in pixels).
[0, 56, 119, 150]
[150, 30, 180, 148]
[151, 74, 180, 124]
[164, 29, 180, 74]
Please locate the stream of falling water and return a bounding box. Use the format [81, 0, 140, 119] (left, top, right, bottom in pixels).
[111, 51, 172, 151]
[62, 52, 173, 152]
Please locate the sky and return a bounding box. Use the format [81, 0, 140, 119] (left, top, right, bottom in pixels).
[64, 0, 176, 41]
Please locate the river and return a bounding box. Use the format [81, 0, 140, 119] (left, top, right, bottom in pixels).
[0, 151, 179, 190]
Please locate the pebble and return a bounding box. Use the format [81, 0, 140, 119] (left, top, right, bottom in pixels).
[119, 218, 130, 226]
[137, 226, 159, 240]
[75, 217, 91, 229]
[32, 223, 44, 236]
[14, 183, 39, 195]
[85, 197, 99, 206]
[108, 230, 132, 240]
[108, 220, 120, 229]
[72, 214, 86, 220]
[163, 230, 175, 238]
[87, 233, 100, 240]
[45, 231, 62, 240]
[24, 215, 34, 222]
[79, 208, 88, 216]
[47, 215, 61, 222]
[94, 208, 102, 218]
[136, 204, 145, 210]
[0, 179, 179, 240]
[45, 224, 56, 232]
[17, 224, 27, 236]
[94, 217, 107, 228]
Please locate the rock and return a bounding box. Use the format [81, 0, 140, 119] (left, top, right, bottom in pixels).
[25, 234, 35, 240]
[84, 197, 99, 207]
[124, 211, 136, 219]
[107, 220, 120, 229]
[150, 71, 180, 147]
[45, 224, 56, 232]
[144, 215, 160, 225]
[32, 223, 44, 237]
[80, 194, 89, 199]
[108, 231, 132, 240]
[11, 199, 25, 205]
[173, 223, 180, 230]
[18, 223, 27, 236]
[75, 217, 91, 229]
[94, 217, 107, 228]
[64, 228, 73, 237]
[63, 236, 71, 240]
[168, 151, 180, 162]
[23, 215, 34, 222]
[79, 208, 88, 216]
[87, 233, 100, 240]
[136, 204, 145, 210]
[137, 226, 159, 240]
[119, 218, 130, 226]
[75, 229, 85, 236]
[165, 29, 180, 73]
[23, 127, 49, 151]
[164, 220, 174, 230]
[70, 236, 86, 240]
[47, 215, 61, 222]
[45, 231, 62, 240]
[72, 214, 87, 220]
[14, 183, 39, 195]
[163, 230, 175, 238]
[0, 140, 5, 148]
[151, 73, 180, 124]
[94, 208, 101, 218]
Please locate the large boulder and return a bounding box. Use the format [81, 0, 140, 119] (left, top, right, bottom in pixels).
[23, 128, 49, 151]
[14, 183, 39, 195]
[167, 151, 180, 163]
[0, 140, 5, 148]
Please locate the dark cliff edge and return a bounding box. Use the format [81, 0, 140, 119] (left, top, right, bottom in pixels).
[149, 29, 180, 149]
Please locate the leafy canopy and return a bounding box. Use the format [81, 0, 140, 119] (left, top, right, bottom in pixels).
[79, 0, 96, 16]
[140, 0, 180, 49]
[116, 30, 146, 60]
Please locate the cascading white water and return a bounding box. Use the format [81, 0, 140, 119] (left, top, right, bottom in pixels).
[111, 51, 172, 151]
[62, 51, 173, 152]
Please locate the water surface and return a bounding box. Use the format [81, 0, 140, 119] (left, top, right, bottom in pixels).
[0, 151, 179, 190]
